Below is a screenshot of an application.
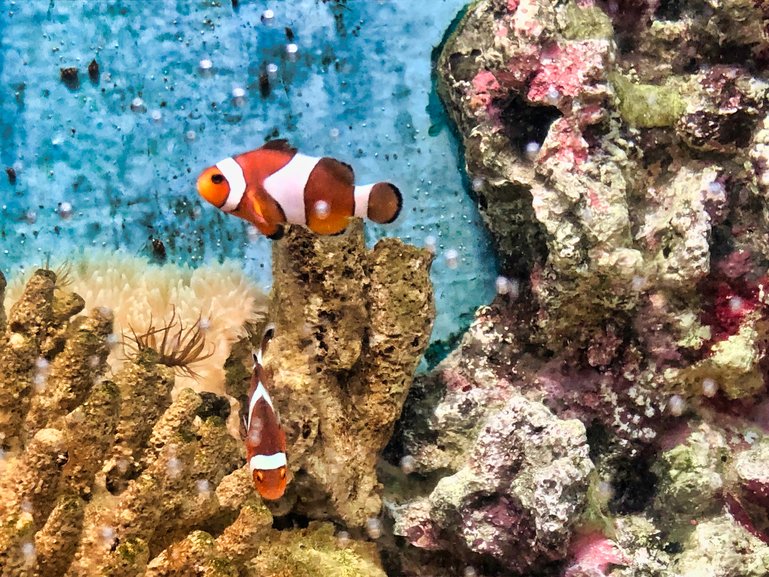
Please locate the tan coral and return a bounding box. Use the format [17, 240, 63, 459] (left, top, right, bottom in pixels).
[266, 221, 434, 527]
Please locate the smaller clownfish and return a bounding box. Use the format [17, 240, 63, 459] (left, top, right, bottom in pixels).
[196, 139, 402, 239]
[243, 323, 288, 500]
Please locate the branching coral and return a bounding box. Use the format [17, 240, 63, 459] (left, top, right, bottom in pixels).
[0, 268, 390, 577]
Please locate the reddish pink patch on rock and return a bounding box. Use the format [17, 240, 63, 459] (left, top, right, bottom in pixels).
[564, 532, 629, 576]
[507, 0, 519, 11]
[528, 41, 608, 105]
[472, 70, 501, 94]
[538, 118, 589, 169]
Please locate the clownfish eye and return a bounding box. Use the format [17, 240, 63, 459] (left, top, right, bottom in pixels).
[211, 174, 225, 184]
[256, 471, 265, 482]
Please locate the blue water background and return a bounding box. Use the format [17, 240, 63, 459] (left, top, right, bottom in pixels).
[0, 0, 496, 342]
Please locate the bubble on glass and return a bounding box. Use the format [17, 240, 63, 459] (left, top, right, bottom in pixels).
[167, 456, 182, 478]
[337, 530, 351, 546]
[130, 97, 146, 113]
[266, 63, 279, 78]
[444, 248, 459, 269]
[471, 176, 484, 192]
[24, 209, 37, 225]
[198, 318, 211, 332]
[495, 275, 514, 296]
[463, 567, 478, 577]
[184, 130, 197, 142]
[198, 58, 214, 77]
[21, 541, 35, 566]
[99, 525, 116, 548]
[667, 394, 686, 417]
[728, 296, 743, 312]
[314, 200, 331, 220]
[546, 86, 560, 104]
[196, 479, 211, 496]
[702, 378, 718, 398]
[286, 43, 298, 55]
[150, 109, 162, 122]
[525, 141, 540, 161]
[261, 9, 275, 23]
[329, 127, 340, 139]
[232, 86, 246, 106]
[400, 455, 416, 475]
[424, 235, 437, 254]
[58, 201, 73, 220]
[365, 517, 383, 539]
[247, 226, 260, 242]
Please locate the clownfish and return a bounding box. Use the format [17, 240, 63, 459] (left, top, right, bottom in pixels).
[243, 323, 288, 500]
[196, 139, 402, 239]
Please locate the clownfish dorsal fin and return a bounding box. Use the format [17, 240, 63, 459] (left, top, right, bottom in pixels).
[261, 139, 296, 153]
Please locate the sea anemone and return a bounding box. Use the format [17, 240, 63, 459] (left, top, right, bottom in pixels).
[124, 307, 215, 378]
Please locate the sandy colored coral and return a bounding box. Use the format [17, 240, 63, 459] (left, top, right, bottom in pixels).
[263, 221, 434, 528]
[0, 268, 390, 577]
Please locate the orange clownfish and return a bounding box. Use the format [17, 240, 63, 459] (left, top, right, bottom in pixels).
[196, 139, 402, 239]
[243, 324, 288, 500]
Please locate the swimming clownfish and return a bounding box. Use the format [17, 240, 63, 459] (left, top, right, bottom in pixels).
[196, 139, 402, 239]
[243, 323, 288, 500]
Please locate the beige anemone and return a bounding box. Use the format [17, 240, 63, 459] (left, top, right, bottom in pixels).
[6, 252, 268, 396]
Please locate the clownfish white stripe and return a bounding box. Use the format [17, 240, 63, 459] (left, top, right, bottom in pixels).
[247, 382, 274, 429]
[353, 184, 373, 218]
[249, 452, 287, 471]
[263, 153, 322, 225]
[216, 157, 247, 212]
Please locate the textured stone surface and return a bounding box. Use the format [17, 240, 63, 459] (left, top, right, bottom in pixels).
[267, 221, 434, 527]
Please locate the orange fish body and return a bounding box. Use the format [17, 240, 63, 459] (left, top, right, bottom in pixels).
[243, 324, 287, 500]
[197, 140, 402, 239]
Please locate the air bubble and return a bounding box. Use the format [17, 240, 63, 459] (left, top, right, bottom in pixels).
[20, 541, 35, 566]
[329, 127, 340, 139]
[198, 58, 213, 75]
[266, 63, 279, 77]
[337, 530, 351, 546]
[58, 201, 73, 219]
[24, 210, 37, 224]
[525, 141, 540, 161]
[166, 456, 182, 478]
[286, 43, 298, 55]
[150, 109, 162, 122]
[232, 86, 246, 106]
[314, 200, 331, 219]
[130, 97, 146, 113]
[261, 9, 275, 22]
[702, 378, 718, 398]
[463, 567, 478, 577]
[365, 517, 383, 539]
[424, 235, 437, 254]
[668, 394, 686, 417]
[198, 318, 211, 331]
[400, 455, 416, 475]
[471, 177, 484, 192]
[546, 86, 560, 103]
[184, 130, 197, 142]
[444, 248, 459, 269]
[728, 296, 743, 312]
[196, 479, 211, 495]
[495, 276, 512, 295]
[99, 525, 116, 548]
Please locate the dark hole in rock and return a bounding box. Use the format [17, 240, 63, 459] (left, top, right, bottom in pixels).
[608, 447, 658, 514]
[494, 93, 561, 158]
[196, 391, 231, 421]
[272, 511, 310, 530]
[654, 0, 683, 21]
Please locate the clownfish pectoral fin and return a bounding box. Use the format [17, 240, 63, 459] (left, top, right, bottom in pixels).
[261, 139, 297, 153]
[355, 182, 402, 225]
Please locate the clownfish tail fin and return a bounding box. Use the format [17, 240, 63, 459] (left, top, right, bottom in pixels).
[356, 182, 402, 225]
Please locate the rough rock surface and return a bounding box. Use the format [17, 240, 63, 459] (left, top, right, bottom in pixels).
[259, 221, 434, 528]
[386, 1, 769, 572]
